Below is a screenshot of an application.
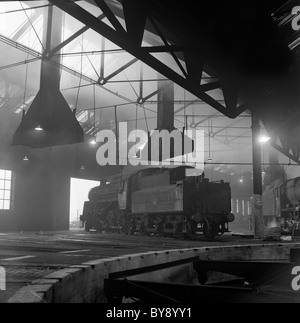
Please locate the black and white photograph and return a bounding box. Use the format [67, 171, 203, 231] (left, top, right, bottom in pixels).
[0, 0, 299, 310]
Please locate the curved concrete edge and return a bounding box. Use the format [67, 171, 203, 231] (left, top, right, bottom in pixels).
[8, 242, 300, 303]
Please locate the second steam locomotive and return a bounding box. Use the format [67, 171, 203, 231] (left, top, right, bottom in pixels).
[81, 167, 235, 240]
[263, 177, 300, 235]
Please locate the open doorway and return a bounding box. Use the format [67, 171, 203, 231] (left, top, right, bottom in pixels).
[69, 178, 100, 230]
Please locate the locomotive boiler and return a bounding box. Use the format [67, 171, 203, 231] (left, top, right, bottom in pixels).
[276, 178, 300, 234]
[263, 177, 300, 235]
[80, 167, 235, 240]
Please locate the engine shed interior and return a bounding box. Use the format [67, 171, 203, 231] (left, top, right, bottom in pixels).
[0, 0, 299, 237]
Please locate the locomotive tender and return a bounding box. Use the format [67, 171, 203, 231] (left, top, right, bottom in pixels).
[81, 166, 235, 240]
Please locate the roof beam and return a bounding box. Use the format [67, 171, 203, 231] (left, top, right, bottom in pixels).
[0, 34, 136, 105]
[98, 57, 138, 85]
[271, 134, 300, 165]
[148, 15, 188, 79]
[0, 58, 40, 72]
[49, 0, 242, 118]
[12, 11, 42, 41]
[45, 14, 105, 58]
[94, 0, 125, 33]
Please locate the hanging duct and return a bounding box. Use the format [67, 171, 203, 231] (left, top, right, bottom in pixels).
[141, 80, 194, 162]
[12, 88, 84, 148]
[12, 6, 83, 148]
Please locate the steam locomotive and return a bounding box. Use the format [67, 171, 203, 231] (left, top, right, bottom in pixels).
[80, 166, 235, 240]
[263, 177, 300, 235]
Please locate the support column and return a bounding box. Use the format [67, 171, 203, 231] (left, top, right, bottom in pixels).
[251, 112, 264, 238]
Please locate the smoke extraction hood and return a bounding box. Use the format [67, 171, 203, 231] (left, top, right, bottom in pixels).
[141, 80, 194, 162]
[12, 87, 84, 148]
[12, 5, 84, 149]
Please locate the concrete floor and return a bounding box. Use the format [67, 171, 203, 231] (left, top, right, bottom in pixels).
[0, 229, 296, 303]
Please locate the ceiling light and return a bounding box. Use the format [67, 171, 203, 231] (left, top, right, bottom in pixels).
[90, 138, 97, 145]
[35, 125, 43, 131]
[259, 135, 271, 143]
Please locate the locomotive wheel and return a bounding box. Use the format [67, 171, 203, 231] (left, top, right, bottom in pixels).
[106, 210, 115, 227]
[203, 219, 219, 241]
[106, 208, 123, 233]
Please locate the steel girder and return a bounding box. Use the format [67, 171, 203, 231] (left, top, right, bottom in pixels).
[0, 33, 139, 137]
[49, 0, 246, 119]
[271, 135, 300, 164]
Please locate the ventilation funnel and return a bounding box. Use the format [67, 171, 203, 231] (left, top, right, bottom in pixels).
[12, 88, 84, 148]
[12, 5, 84, 148]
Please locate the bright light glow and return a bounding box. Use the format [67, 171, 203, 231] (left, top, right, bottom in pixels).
[90, 138, 97, 145]
[239, 178, 244, 183]
[259, 135, 271, 143]
[23, 156, 29, 161]
[35, 125, 43, 131]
